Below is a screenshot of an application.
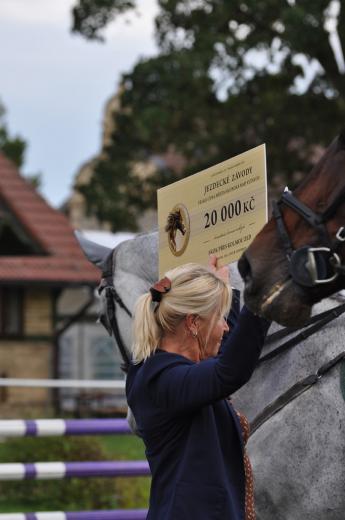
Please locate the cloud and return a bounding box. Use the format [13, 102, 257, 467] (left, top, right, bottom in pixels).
[0, 0, 75, 26]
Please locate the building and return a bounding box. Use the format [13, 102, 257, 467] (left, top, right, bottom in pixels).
[0, 153, 125, 417]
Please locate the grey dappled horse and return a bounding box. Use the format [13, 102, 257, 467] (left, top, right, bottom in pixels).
[78, 229, 345, 520]
[235, 293, 345, 520]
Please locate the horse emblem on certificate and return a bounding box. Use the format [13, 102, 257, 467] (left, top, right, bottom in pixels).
[158, 144, 268, 276]
[165, 204, 190, 256]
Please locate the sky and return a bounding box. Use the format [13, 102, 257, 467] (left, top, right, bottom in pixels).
[0, 0, 158, 208]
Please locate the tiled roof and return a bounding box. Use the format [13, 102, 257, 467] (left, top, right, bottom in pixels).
[0, 153, 100, 285]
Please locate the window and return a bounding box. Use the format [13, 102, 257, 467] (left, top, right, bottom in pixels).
[91, 336, 123, 380]
[0, 287, 23, 336]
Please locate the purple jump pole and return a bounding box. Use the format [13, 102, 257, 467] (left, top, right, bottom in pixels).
[64, 461, 150, 478]
[67, 511, 147, 520]
[64, 419, 131, 435]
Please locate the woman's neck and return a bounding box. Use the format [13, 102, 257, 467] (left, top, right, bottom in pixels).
[160, 334, 200, 362]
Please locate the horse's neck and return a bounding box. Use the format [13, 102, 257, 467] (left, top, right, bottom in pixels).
[233, 291, 345, 420]
[114, 231, 159, 284]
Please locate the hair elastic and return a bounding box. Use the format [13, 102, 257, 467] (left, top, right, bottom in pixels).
[150, 276, 171, 303]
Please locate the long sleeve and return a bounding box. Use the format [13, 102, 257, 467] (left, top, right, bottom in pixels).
[146, 306, 270, 415]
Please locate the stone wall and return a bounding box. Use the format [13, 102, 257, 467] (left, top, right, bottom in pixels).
[24, 288, 53, 335]
[0, 288, 54, 418]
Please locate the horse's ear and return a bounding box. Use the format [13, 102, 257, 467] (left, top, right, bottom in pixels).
[75, 230, 112, 273]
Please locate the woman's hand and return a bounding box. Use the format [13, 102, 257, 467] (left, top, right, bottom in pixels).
[208, 254, 230, 285]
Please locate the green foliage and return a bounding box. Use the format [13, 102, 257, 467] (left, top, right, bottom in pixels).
[72, 0, 136, 41]
[26, 173, 43, 190]
[71, 1, 345, 229]
[0, 101, 26, 168]
[0, 436, 116, 511]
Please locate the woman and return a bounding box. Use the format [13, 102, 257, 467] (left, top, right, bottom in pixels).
[126, 256, 270, 519]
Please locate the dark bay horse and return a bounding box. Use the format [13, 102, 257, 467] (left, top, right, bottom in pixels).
[238, 131, 345, 327]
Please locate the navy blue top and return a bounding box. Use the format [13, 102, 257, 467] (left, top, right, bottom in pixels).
[126, 304, 270, 520]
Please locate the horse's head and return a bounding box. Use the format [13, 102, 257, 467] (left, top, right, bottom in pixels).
[165, 209, 186, 235]
[75, 230, 159, 360]
[238, 132, 345, 327]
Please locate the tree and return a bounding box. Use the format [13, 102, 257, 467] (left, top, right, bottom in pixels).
[72, 0, 345, 230]
[0, 101, 26, 168]
[0, 101, 43, 190]
[72, 0, 136, 41]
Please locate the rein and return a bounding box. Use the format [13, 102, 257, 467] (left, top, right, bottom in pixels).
[251, 349, 345, 435]
[249, 299, 345, 434]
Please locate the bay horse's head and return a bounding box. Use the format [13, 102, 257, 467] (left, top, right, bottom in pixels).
[238, 131, 345, 327]
[165, 209, 186, 235]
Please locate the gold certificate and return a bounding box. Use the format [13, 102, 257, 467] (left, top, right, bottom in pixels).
[158, 144, 267, 276]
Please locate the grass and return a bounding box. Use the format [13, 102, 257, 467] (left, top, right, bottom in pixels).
[99, 433, 147, 460]
[97, 433, 151, 509]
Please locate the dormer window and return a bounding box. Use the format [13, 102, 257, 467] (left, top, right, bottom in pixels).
[0, 201, 44, 256]
[0, 222, 36, 255]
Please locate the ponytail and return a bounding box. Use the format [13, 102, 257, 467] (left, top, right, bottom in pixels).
[132, 293, 161, 363]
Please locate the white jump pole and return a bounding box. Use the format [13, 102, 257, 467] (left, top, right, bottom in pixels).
[0, 379, 125, 389]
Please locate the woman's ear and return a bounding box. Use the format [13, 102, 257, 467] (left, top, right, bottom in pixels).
[185, 314, 198, 336]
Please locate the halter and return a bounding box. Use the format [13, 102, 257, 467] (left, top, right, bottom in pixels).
[272, 187, 345, 287]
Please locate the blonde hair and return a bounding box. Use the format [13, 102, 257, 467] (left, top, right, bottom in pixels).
[132, 263, 231, 364]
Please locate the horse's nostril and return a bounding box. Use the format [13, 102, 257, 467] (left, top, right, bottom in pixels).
[238, 253, 252, 282]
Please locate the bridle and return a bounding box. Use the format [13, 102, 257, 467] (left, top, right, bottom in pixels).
[98, 249, 132, 373]
[272, 187, 345, 288]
